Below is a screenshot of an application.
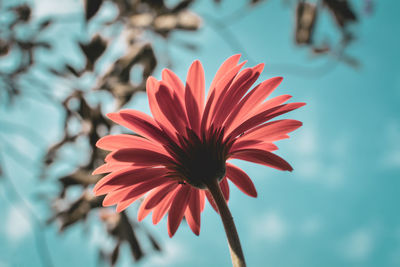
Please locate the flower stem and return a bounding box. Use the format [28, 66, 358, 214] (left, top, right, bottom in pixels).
[206, 179, 246, 267]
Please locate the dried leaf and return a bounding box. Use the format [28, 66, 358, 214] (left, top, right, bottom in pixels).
[323, 0, 357, 28]
[79, 35, 107, 71]
[295, 1, 317, 45]
[85, 0, 104, 21]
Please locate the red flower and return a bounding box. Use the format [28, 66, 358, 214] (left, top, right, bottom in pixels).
[93, 55, 305, 237]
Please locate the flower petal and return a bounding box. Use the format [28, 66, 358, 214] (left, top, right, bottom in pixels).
[168, 185, 191, 237]
[106, 148, 175, 166]
[220, 177, 230, 202]
[205, 190, 218, 213]
[146, 78, 179, 142]
[152, 186, 179, 225]
[226, 163, 257, 197]
[226, 102, 306, 141]
[185, 188, 201, 235]
[207, 54, 241, 103]
[145, 182, 179, 210]
[92, 162, 133, 175]
[199, 190, 205, 211]
[230, 149, 293, 171]
[204, 61, 246, 130]
[230, 140, 278, 154]
[116, 177, 170, 212]
[108, 110, 170, 146]
[242, 119, 303, 141]
[162, 68, 185, 100]
[212, 68, 254, 127]
[103, 184, 137, 207]
[223, 77, 283, 131]
[137, 181, 178, 221]
[155, 82, 188, 133]
[93, 167, 167, 196]
[96, 134, 166, 153]
[246, 94, 293, 120]
[185, 60, 205, 135]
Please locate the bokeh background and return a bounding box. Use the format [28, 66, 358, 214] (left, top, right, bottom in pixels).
[1, 0, 399, 266]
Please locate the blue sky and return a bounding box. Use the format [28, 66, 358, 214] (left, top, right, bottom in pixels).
[0, 0, 400, 267]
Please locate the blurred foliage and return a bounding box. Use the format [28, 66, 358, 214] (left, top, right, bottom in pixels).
[0, 0, 371, 266]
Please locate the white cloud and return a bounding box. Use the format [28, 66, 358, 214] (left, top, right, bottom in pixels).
[251, 212, 287, 243]
[291, 125, 348, 188]
[5, 204, 32, 242]
[295, 126, 318, 156]
[341, 228, 374, 261]
[300, 217, 322, 236]
[146, 240, 189, 266]
[33, 0, 81, 17]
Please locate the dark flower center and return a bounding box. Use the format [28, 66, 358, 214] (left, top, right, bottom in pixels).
[167, 127, 230, 189]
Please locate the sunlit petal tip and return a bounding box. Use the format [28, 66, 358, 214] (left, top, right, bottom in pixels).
[239, 60, 248, 67]
[116, 204, 127, 213]
[146, 76, 158, 88]
[92, 165, 104, 175]
[253, 63, 265, 73]
[106, 112, 121, 124]
[230, 54, 242, 60]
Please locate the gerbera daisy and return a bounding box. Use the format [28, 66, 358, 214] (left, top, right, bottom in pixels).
[93, 54, 305, 267]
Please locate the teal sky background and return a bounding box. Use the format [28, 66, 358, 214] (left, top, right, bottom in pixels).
[0, 0, 400, 267]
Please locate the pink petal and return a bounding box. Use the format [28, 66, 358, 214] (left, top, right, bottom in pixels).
[108, 110, 169, 146]
[207, 54, 241, 103]
[185, 60, 205, 134]
[96, 134, 166, 153]
[205, 190, 218, 213]
[204, 61, 246, 131]
[145, 182, 179, 209]
[106, 148, 175, 166]
[93, 167, 167, 196]
[152, 187, 179, 225]
[168, 185, 191, 237]
[229, 139, 262, 153]
[226, 102, 306, 142]
[199, 190, 205, 211]
[230, 149, 293, 171]
[137, 181, 177, 221]
[222, 63, 264, 116]
[116, 177, 170, 212]
[246, 94, 293, 120]
[210, 68, 253, 127]
[116, 194, 144, 213]
[162, 68, 185, 100]
[146, 78, 179, 142]
[212, 68, 254, 127]
[185, 188, 201, 235]
[220, 177, 230, 202]
[92, 162, 133, 175]
[243, 119, 303, 141]
[200, 90, 215, 133]
[223, 77, 283, 131]
[155, 82, 188, 133]
[230, 140, 278, 154]
[226, 163, 257, 197]
[103, 185, 137, 207]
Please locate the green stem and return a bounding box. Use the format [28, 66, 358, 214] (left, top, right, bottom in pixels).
[206, 179, 246, 267]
